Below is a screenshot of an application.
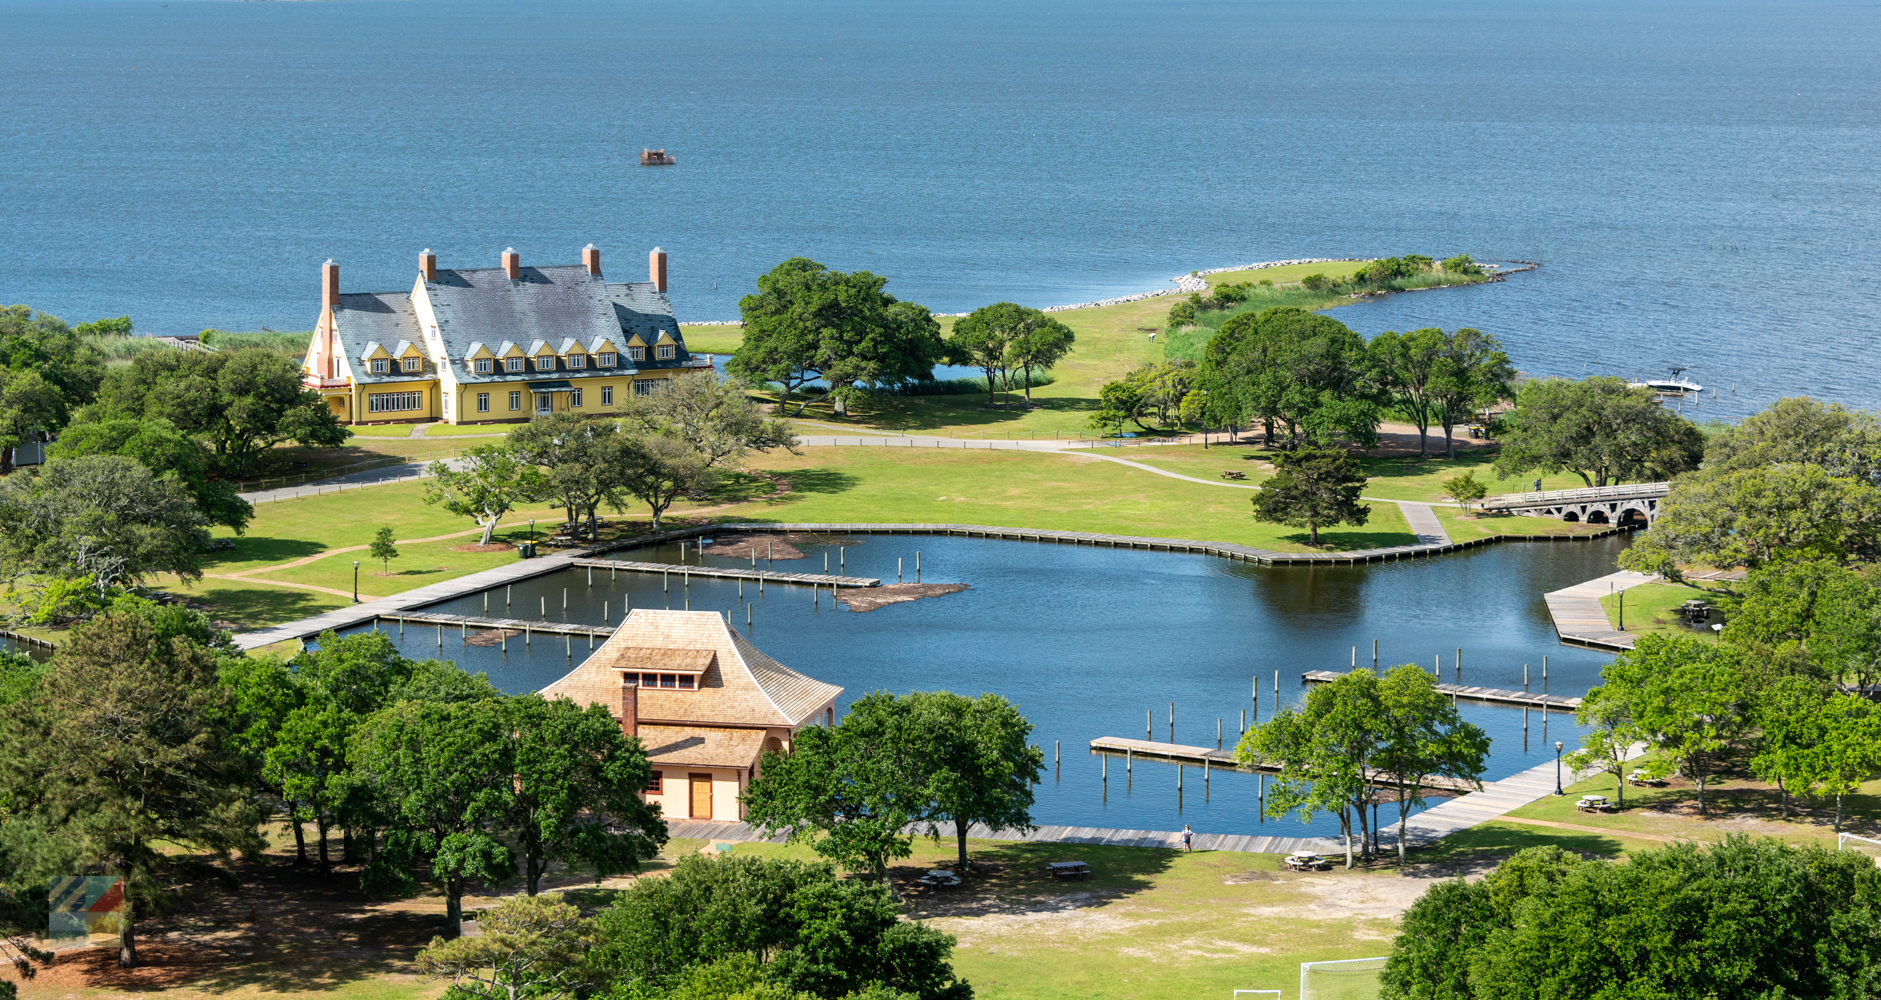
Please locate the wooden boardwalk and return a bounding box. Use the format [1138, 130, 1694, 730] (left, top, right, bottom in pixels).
[700, 521, 1631, 567]
[380, 611, 619, 638]
[571, 558, 879, 588]
[1088, 736, 1483, 793]
[1301, 669, 1582, 710]
[658, 745, 1643, 859]
[1543, 570, 1657, 651]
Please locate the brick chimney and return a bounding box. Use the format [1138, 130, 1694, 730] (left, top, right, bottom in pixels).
[420, 248, 437, 282]
[322, 259, 339, 309]
[649, 247, 667, 292]
[619, 674, 639, 738]
[582, 243, 601, 277]
[502, 247, 520, 280]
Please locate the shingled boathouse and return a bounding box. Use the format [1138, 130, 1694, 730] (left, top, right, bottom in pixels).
[300, 244, 711, 425]
[538, 610, 842, 823]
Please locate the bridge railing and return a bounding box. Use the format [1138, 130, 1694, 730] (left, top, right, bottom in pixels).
[1483, 482, 1671, 507]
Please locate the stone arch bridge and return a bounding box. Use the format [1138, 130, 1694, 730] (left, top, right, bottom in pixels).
[1480, 482, 1671, 525]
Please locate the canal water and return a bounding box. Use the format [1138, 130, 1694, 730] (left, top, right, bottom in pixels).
[338, 533, 1623, 841]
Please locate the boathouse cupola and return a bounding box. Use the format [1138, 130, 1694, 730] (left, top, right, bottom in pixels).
[420, 248, 437, 281]
[502, 247, 520, 279]
[583, 243, 602, 277]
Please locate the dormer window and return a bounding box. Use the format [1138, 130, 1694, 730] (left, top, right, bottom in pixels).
[370, 358, 389, 374]
[505, 358, 525, 372]
[535, 356, 555, 371]
[598, 352, 617, 367]
[628, 346, 645, 362]
[656, 345, 676, 360]
[474, 358, 492, 374]
[401, 357, 422, 373]
[567, 354, 586, 369]
[639, 672, 696, 690]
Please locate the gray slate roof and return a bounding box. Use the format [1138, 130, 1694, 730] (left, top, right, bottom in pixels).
[333, 293, 430, 385]
[321, 263, 695, 386]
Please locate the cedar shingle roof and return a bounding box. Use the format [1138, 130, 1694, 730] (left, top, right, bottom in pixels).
[639, 725, 770, 769]
[538, 610, 840, 728]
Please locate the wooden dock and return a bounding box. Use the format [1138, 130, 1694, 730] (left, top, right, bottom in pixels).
[571, 558, 880, 589]
[1301, 669, 1581, 709]
[1086, 736, 1481, 792]
[1543, 570, 1656, 652]
[378, 611, 618, 638]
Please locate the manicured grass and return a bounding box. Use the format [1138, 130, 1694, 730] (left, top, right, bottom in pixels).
[1599, 581, 1727, 639]
[422, 423, 515, 437]
[1503, 766, 1881, 848]
[1431, 507, 1613, 541]
[344, 424, 424, 438]
[732, 446, 1415, 552]
[678, 323, 745, 354]
[1198, 259, 1372, 288]
[718, 837, 1403, 1000]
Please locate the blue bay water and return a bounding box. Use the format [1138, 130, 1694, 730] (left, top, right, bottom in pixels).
[2, 0, 1878, 420]
[342, 535, 1622, 839]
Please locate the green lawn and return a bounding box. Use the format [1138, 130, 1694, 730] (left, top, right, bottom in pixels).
[1599, 581, 1727, 639]
[1503, 764, 1881, 849]
[733, 446, 1415, 552]
[423, 423, 516, 437]
[344, 423, 424, 438]
[715, 837, 1401, 1000]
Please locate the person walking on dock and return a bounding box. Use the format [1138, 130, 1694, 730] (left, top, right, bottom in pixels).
[1181, 825, 1193, 851]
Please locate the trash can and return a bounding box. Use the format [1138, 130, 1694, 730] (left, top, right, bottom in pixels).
[515, 541, 536, 559]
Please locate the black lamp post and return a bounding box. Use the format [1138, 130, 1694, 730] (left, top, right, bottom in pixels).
[1554, 740, 1565, 795]
[353, 560, 360, 604]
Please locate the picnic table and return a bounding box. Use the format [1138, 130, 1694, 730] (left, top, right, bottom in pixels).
[1627, 770, 1665, 787]
[1045, 861, 1090, 880]
[1284, 851, 1328, 871]
[1576, 794, 1614, 813]
[917, 869, 961, 889]
[1220, 470, 1248, 480]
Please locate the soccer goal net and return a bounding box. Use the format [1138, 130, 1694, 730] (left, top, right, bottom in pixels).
[1839, 833, 1881, 865]
[1300, 956, 1388, 1000]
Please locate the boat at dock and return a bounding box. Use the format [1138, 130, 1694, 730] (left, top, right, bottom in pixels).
[1630, 365, 1702, 395]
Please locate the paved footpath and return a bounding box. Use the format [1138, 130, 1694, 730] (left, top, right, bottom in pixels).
[660, 749, 1636, 859]
[1544, 570, 1658, 651]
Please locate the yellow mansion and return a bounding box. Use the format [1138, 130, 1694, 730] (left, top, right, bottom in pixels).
[301, 244, 712, 425]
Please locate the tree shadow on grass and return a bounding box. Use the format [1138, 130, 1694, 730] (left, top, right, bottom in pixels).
[206, 537, 328, 570]
[1406, 824, 1635, 878]
[892, 840, 1176, 920]
[188, 585, 347, 631]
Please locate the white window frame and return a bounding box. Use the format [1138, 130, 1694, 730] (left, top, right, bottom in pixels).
[474, 358, 492, 374]
[598, 352, 617, 368]
[567, 354, 586, 369]
[367, 391, 422, 413]
[401, 356, 422, 373]
[508, 391, 522, 411]
[370, 358, 389, 373]
[535, 393, 553, 414]
[505, 357, 525, 372]
[570, 388, 583, 407]
[535, 356, 555, 371]
[634, 379, 658, 397]
[601, 385, 614, 405]
[476, 392, 490, 412]
[627, 346, 645, 362]
[656, 345, 675, 360]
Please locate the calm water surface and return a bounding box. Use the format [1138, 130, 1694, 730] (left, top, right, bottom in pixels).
[2, 1, 1878, 419]
[341, 534, 1623, 839]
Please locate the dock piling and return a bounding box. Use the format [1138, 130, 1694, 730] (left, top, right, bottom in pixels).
[398, 617, 403, 638]
[564, 588, 568, 611]
[1373, 638, 1378, 666]
[1524, 663, 1529, 692]
[1055, 740, 1060, 764]
[438, 624, 443, 648]
[1145, 709, 1151, 740]
[506, 585, 511, 608]
[1169, 701, 1174, 743]
[1241, 708, 1246, 734]
[541, 597, 546, 618]
[501, 630, 506, 652]
[484, 592, 488, 613]
[747, 603, 752, 627]
[917, 550, 921, 583]
[1543, 655, 1549, 694]
[1456, 647, 1461, 682]
[898, 558, 903, 583]
[1216, 717, 1222, 749]
[525, 625, 530, 646]
[1126, 747, 1132, 773]
[565, 633, 570, 658]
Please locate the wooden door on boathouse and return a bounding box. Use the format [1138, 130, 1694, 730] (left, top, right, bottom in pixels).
[689, 773, 713, 819]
